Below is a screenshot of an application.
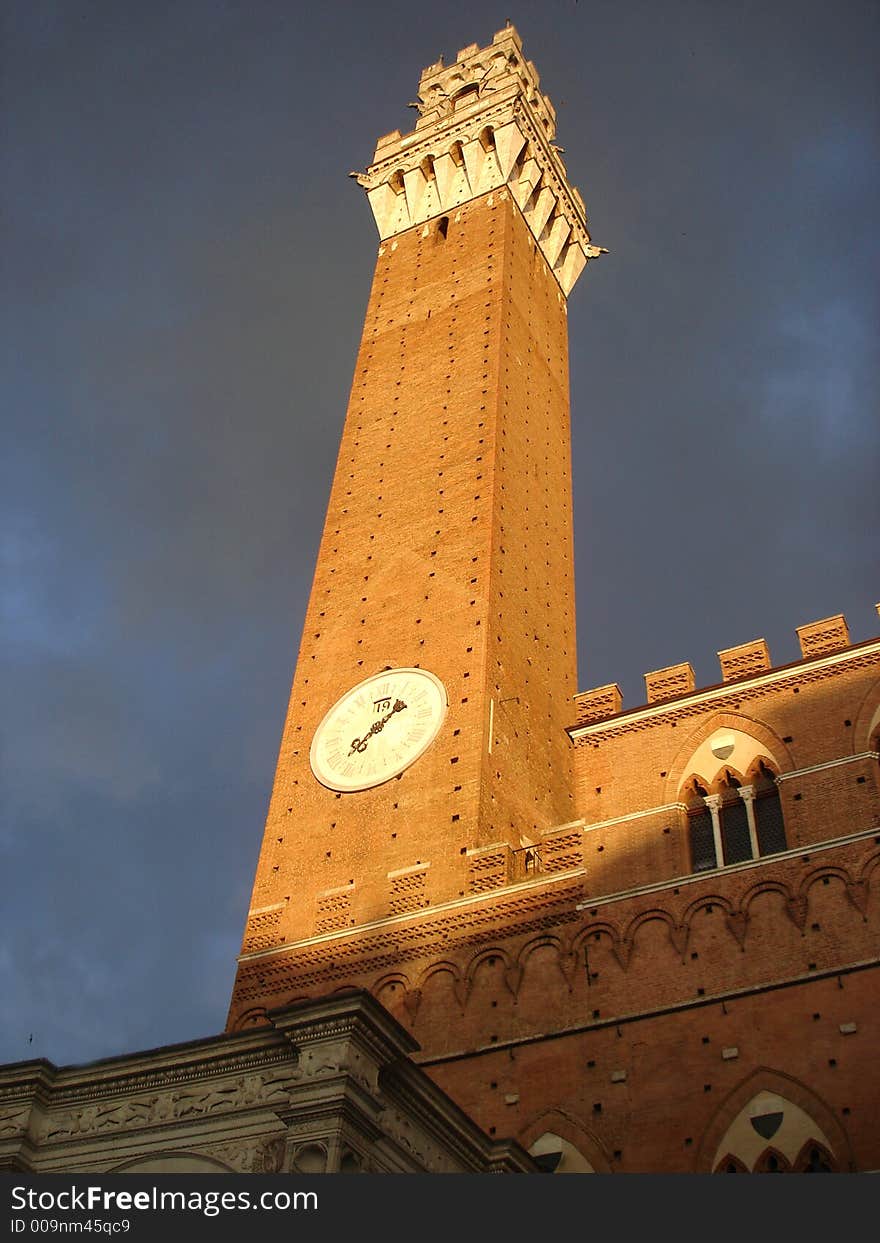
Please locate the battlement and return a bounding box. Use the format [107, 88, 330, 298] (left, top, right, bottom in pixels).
[351, 24, 604, 296]
[796, 613, 849, 659]
[644, 661, 695, 704]
[717, 637, 771, 681]
[573, 683, 622, 725]
[572, 609, 877, 726]
[413, 26, 556, 141]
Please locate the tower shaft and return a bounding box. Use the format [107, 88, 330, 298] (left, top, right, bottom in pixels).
[228, 27, 600, 1027]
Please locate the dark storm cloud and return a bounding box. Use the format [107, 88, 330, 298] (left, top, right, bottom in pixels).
[2, 0, 878, 1066]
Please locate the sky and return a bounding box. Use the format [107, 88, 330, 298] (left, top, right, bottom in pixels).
[2, 0, 878, 1069]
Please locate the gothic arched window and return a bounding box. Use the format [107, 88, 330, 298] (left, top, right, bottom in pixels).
[710, 1090, 839, 1172]
[528, 1132, 595, 1173]
[794, 1140, 834, 1172]
[718, 771, 753, 865]
[754, 1147, 790, 1173]
[685, 779, 716, 872]
[716, 1155, 748, 1173]
[752, 761, 787, 856]
[685, 761, 788, 875]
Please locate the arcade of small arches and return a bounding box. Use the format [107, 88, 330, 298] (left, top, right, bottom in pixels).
[235, 842, 880, 1034]
[717, 1142, 834, 1173]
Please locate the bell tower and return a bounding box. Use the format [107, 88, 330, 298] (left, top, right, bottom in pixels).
[228, 26, 603, 1028]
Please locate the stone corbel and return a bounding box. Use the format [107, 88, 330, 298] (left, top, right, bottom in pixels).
[785, 895, 808, 932]
[669, 922, 689, 959]
[503, 963, 523, 997]
[612, 937, 632, 971]
[725, 909, 749, 948]
[845, 879, 869, 917]
[403, 987, 422, 1019]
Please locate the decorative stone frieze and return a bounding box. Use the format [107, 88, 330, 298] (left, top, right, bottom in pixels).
[351, 25, 605, 295]
[0, 994, 534, 1174]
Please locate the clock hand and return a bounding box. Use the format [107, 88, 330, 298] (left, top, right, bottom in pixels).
[348, 699, 408, 756]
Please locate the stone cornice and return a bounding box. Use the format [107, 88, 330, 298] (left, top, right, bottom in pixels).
[351, 26, 604, 296]
[0, 1034, 293, 1110]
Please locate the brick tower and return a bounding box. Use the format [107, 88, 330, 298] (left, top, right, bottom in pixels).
[228, 26, 604, 1025]
[226, 27, 880, 1175]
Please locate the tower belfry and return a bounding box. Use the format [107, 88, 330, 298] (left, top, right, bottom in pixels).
[228, 26, 604, 1027]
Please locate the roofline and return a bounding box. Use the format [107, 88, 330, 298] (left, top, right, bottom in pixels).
[569, 635, 880, 739]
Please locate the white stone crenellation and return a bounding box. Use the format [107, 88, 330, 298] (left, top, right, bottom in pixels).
[351, 25, 605, 296]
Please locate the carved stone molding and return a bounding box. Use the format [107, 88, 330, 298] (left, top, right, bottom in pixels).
[34, 1066, 301, 1144]
[0, 994, 535, 1174]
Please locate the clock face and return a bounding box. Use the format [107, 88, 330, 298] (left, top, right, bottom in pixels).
[309, 667, 447, 793]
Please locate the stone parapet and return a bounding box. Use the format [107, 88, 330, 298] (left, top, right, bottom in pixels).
[352, 25, 604, 295]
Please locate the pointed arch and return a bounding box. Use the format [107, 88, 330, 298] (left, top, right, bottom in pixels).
[714, 769, 753, 865]
[852, 675, 880, 755]
[753, 1145, 791, 1173]
[792, 1138, 836, 1172]
[682, 775, 716, 873]
[709, 766, 746, 793]
[665, 712, 795, 805]
[696, 1067, 853, 1173]
[517, 1108, 611, 1173]
[714, 1153, 749, 1173]
[673, 718, 795, 874]
[749, 758, 788, 857]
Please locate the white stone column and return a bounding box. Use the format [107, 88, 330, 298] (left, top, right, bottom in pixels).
[739, 784, 759, 859]
[704, 795, 724, 868]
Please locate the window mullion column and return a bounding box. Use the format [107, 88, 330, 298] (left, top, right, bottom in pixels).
[704, 794, 723, 868]
[739, 784, 758, 858]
